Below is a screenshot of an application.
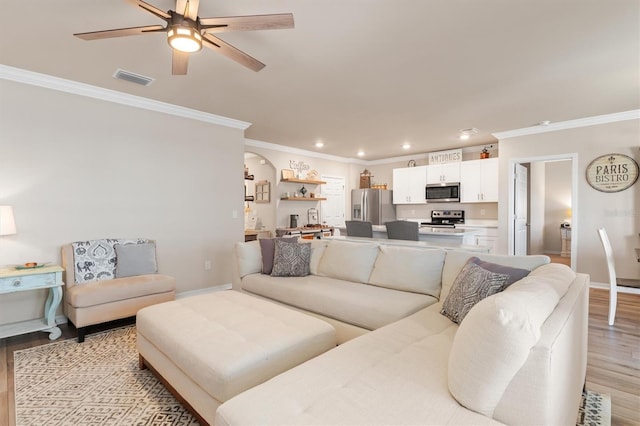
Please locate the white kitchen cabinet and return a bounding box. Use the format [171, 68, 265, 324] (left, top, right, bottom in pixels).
[457, 225, 499, 253]
[460, 158, 499, 202]
[426, 163, 461, 184]
[393, 166, 427, 204]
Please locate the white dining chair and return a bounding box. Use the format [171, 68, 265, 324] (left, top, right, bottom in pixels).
[597, 228, 619, 325]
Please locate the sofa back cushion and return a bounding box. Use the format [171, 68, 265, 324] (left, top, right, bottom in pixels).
[317, 240, 379, 283]
[441, 251, 549, 301]
[235, 241, 262, 278]
[309, 239, 329, 275]
[448, 263, 576, 418]
[368, 245, 445, 297]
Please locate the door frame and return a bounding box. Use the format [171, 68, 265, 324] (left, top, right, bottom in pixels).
[507, 153, 578, 269]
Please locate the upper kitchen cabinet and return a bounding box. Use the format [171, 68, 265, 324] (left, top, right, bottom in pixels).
[393, 166, 427, 204]
[426, 163, 460, 184]
[460, 158, 499, 203]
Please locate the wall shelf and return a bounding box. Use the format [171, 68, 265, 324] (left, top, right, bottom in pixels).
[280, 197, 326, 201]
[280, 178, 326, 185]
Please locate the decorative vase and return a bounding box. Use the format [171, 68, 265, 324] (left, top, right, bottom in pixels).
[480, 148, 490, 159]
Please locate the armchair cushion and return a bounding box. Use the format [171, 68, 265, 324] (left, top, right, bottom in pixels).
[72, 238, 146, 283]
[115, 242, 158, 278]
[66, 274, 176, 308]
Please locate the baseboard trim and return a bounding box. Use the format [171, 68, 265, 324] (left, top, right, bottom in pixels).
[176, 284, 231, 299]
[589, 282, 640, 295]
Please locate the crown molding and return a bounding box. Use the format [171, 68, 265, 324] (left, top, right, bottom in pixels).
[492, 110, 640, 140]
[245, 138, 356, 163]
[0, 64, 251, 130]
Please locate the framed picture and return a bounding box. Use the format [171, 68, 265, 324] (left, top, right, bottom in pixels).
[281, 169, 295, 180]
[255, 180, 270, 203]
[586, 154, 638, 193]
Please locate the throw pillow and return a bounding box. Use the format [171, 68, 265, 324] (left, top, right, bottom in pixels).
[468, 257, 531, 289]
[441, 259, 510, 324]
[271, 240, 311, 277]
[72, 238, 146, 283]
[115, 242, 158, 278]
[259, 237, 298, 274]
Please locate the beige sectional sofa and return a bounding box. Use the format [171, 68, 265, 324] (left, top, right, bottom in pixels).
[139, 238, 588, 425]
[222, 238, 589, 425]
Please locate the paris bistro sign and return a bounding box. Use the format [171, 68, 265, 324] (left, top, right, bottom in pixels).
[586, 154, 639, 193]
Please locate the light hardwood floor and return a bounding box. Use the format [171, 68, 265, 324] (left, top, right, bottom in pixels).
[1, 290, 638, 426]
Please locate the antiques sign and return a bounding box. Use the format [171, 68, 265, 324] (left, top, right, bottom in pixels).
[586, 154, 639, 193]
[429, 149, 462, 165]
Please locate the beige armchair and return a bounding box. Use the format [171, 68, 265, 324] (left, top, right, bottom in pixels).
[62, 239, 176, 342]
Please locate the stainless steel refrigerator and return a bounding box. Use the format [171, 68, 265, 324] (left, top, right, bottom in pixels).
[351, 189, 396, 225]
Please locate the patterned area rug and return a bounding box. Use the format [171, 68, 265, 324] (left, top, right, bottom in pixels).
[13, 326, 198, 426]
[577, 390, 612, 426]
[14, 325, 611, 426]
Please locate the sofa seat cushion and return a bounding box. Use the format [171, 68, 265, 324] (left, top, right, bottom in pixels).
[137, 290, 337, 403]
[216, 307, 501, 426]
[66, 274, 176, 308]
[242, 273, 437, 330]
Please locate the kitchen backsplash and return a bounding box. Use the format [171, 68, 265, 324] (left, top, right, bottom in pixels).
[396, 202, 498, 220]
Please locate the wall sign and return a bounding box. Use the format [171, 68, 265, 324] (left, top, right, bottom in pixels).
[428, 149, 462, 165]
[586, 154, 638, 193]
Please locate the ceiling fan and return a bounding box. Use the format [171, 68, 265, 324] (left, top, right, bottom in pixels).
[74, 0, 294, 75]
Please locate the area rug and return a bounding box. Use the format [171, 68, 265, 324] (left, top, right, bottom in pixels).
[577, 390, 612, 426]
[13, 326, 199, 426]
[14, 325, 611, 426]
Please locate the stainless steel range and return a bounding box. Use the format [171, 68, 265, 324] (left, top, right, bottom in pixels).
[420, 210, 465, 228]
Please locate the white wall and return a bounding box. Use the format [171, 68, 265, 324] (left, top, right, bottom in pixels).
[498, 119, 640, 283]
[543, 160, 572, 253]
[0, 79, 245, 324]
[244, 155, 276, 232]
[529, 162, 546, 254]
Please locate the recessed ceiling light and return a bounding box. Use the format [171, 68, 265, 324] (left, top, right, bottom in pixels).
[402, 142, 411, 150]
[315, 141, 324, 148]
[538, 120, 551, 126]
[459, 128, 479, 140]
[357, 151, 365, 157]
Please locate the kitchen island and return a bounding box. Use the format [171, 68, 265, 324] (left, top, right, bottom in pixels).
[337, 224, 480, 246]
[326, 235, 490, 252]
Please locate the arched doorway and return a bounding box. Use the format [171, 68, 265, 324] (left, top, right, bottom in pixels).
[244, 152, 277, 236]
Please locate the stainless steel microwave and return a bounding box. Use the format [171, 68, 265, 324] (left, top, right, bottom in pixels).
[425, 183, 460, 203]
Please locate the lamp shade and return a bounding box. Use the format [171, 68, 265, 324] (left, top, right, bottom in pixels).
[0, 205, 17, 236]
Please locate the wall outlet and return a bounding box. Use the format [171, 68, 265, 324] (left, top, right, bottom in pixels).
[480, 209, 486, 216]
[204, 260, 212, 270]
[232, 210, 238, 219]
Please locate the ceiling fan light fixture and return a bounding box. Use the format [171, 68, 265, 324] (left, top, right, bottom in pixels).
[167, 25, 202, 53]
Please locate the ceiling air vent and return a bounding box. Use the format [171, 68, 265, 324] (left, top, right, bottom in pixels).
[113, 69, 154, 86]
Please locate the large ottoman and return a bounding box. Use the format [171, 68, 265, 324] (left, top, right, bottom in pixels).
[137, 290, 337, 425]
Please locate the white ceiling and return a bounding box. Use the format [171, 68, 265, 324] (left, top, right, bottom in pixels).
[2, 0, 638, 160]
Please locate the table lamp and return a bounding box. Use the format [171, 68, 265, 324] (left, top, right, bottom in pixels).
[0, 205, 17, 236]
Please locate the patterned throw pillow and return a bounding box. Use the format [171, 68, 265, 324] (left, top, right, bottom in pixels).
[259, 237, 298, 274]
[441, 260, 510, 324]
[72, 238, 146, 284]
[271, 240, 311, 277]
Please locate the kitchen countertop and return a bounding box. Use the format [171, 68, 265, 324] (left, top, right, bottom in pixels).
[326, 236, 490, 252]
[369, 224, 480, 237]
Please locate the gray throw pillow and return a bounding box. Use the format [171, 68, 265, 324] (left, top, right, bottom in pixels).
[114, 242, 158, 278]
[259, 237, 298, 274]
[469, 257, 530, 289]
[271, 240, 311, 277]
[441, 259, 510, 324]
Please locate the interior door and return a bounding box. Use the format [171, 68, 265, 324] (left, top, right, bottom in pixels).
[514, 163, 528, 255]
[320, 176, 345, 227]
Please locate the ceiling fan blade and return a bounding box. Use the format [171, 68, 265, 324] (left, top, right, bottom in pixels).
[74, 25, 165, 40]
[200, 14, 294, 33]
[172, 50, 189, 75]
[202, 34, 265, 72]
[125, 0, 170, 20]
[176, 0, 199, 21]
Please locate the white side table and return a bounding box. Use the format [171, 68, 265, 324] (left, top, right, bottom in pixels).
[0, 265, 64, 340]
